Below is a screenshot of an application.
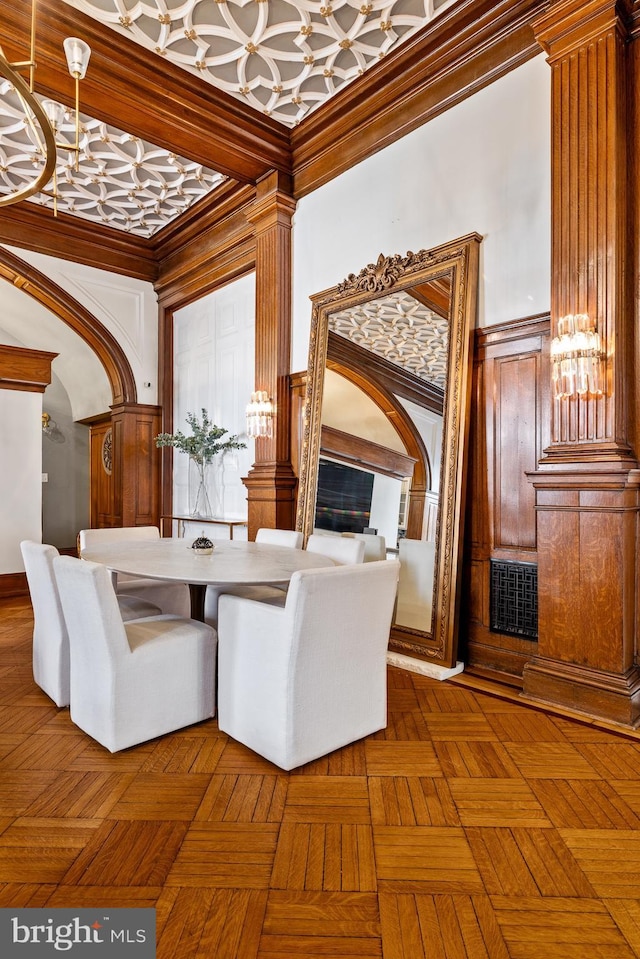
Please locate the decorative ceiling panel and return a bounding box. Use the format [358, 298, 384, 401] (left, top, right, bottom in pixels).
[63, 0, 456, 127]
[0, 0, 456, 233]
[329, 289, 449, 388]
[0, 83, 226, 235]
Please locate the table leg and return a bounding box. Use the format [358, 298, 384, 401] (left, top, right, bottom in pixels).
[188, 584, 207, 622]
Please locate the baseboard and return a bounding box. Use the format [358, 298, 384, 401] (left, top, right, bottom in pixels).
[0, 571, 28, 598]
[387, 651, 464, 681]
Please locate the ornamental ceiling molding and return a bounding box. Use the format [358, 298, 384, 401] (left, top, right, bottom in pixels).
[63, 0, 456, 127]
[0, 0, 456, 234]
[0, 81, 226, 236]
[329, 288, 449, 388]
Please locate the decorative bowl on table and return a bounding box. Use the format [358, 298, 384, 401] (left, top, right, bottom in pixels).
[191, 534, 214, 555]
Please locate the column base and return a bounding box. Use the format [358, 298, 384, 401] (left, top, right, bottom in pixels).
[243, 462, 298, 539]
[522, 656, 640, 728]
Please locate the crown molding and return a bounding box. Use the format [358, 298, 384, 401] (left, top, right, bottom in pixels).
[154, 182, 257, 308]
[0, 0, 548, 281]
[0, 203, 157, 282]
[291, 0, 545, 198]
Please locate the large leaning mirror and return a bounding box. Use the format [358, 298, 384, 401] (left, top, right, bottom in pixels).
[296, 233, 481, 668]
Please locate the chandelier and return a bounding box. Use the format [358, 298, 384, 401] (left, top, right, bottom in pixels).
[0, 0, 90, 208]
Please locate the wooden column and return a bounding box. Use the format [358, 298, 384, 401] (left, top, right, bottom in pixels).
[523, 0, 640, 725]
[242, 171, 298, 539]
[108, 403, 162, 529]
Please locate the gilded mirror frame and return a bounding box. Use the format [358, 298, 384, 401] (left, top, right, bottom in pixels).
[296, 233, 481, 668]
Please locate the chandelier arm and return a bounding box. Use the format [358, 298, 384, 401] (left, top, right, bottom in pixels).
[0, 50, 56, 207]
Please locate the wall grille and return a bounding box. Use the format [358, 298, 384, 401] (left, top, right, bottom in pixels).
[490, 560, 538, 640]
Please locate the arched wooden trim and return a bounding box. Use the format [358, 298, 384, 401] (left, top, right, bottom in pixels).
[325, 356, 431, 538]
[0, 246, 136, 405]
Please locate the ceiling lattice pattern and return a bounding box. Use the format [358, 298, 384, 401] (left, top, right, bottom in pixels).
[329, 289, 449, 388]
[0, 81, 226, 236]
[63, 0, 455, 126]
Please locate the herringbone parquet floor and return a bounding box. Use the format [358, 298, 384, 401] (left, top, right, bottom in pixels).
[2, 594, 640, 957]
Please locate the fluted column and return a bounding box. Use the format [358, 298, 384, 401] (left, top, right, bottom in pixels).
[524, 0, 640, 726]
[242, 172, 298, 539]
[540, 0, 633, 458]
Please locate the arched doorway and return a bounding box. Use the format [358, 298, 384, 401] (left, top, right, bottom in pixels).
[0, 247, 161, 535]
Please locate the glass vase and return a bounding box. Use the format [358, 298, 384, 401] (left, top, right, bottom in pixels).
[189, 456, 213, 518]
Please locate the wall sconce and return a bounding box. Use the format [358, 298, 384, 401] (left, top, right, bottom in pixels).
[246, 391, 274, 438]
[551, 313, 604, 399]
[42, 411, 64, 442]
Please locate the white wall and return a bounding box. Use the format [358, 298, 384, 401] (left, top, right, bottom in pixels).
[172, 274, 255, 532]
[322, 370, 405, 451]
[291, 55, 551, 371]
[5, 246, 159, 416]
[0, 55, 550, 571]
[0, 286, 111, 422]
[42, 374, 90, 550]
[0, 390, 42, 574]
[398, 397, 444, 494]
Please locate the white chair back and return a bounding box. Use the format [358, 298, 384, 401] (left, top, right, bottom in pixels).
[255, 528, 303, 549]
[306, 533, 365, 564]
[20, 541, 162, 709]
[341, 532, 386, 561]
[77, 525, 190, 617]
[57, 557, 136, 672]
[78, 526, 160, 552]
[20, 540, 70, 707]
[53, 555, 216, 752]
[217, 559, 400, 770]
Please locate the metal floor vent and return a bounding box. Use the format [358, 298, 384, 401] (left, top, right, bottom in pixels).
[490, 560, 538, 640]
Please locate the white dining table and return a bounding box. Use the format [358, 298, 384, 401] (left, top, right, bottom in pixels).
[81, 538, 336, 621]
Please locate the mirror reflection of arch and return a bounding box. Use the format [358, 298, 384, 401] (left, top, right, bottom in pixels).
[297, 235, 481, 668]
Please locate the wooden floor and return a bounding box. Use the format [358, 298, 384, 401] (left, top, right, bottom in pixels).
[2, 595, 640, 958]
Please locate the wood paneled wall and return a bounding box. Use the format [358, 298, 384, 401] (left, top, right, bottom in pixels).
[462, 314, 550, 682]
[85, 404, 162, 531]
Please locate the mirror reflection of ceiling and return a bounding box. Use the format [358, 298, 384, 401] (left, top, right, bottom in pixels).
[329, 290, 449, 389]
[63, 0, 456, 127]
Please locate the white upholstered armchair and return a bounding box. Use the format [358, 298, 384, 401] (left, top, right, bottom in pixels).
[306, 533, 366, 564]
[53, 555, 216, 752]
[20, 540, 161, 708]
[341, 532, 386, 561]
[78, 526, 190, 617]
[217, 559, 400, 770]
[203, 527, 304, 627]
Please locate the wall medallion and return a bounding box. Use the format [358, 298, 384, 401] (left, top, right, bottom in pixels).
[101, 427, 113, 475]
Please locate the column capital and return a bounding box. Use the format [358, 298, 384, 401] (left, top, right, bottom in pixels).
[533, 0, 633, 59]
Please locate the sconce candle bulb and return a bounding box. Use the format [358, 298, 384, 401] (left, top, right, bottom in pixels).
[551, 313, 604, 399]
[246, 390, 274, 438]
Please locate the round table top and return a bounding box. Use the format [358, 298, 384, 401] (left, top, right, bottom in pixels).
[82, 538, 336, 586]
